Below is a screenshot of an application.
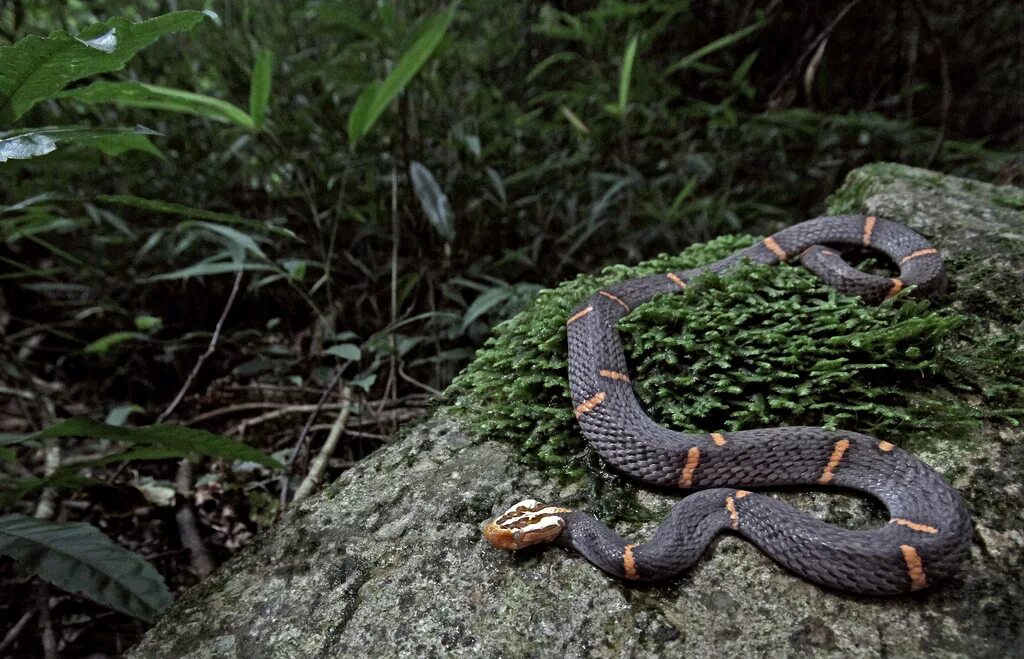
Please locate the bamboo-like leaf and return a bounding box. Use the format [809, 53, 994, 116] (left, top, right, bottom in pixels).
[0, 125, 162, 162]
[347, 2, 460, 146]
[144, 260, 274, 282]
[617, 34, 639, 115]
[183, 221, 267, 259]
[409, 161, 455, 242]
[0, 11, 207, 125]
[84, 331, 149, 355]
[248, 49, 274, 130]
[58, 81, 254, 129]
[665, 19, 766, 75]
[461, 285, 513, 332]
[0, 514, 172, 622]
[95, 194, 295, 238]
[559, 105, 590, 134]
[23, 419, 282, 468]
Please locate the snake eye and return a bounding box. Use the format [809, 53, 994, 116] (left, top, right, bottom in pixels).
[482, 499, 571, 551]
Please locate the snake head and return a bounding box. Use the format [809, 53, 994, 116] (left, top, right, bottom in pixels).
[482, 498, 572, 551]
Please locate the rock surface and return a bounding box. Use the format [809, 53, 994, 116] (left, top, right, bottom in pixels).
[131, 164, 1023, 658]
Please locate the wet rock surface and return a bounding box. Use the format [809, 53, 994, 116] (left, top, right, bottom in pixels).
[132, 164, 1023, 658]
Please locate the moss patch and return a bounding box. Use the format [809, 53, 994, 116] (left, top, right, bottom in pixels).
[449, 232, 1022, 487]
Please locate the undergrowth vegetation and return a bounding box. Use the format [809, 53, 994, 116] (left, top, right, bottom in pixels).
[0, 0, 1021, 654]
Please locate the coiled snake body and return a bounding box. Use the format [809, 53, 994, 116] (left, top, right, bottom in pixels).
[483, 215, 972, 595]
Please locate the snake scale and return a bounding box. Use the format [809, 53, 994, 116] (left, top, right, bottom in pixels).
[483, 214, 972, 595]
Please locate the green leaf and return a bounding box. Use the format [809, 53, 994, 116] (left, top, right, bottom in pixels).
[559, 105, 590, 135]
[409, 161, 455, 242]
[317, 3, 387, 41]
[461, 285, 514, 332]
[183, 221, 266, 259]
[346, 81, 379, 147]
[0, 514, 172, 622]
[0, 11, 207, 125]
[248, 49, 273, 131]
[617, 34, 639, 115]
[144, 260, 274, 282]
[134, 315, 162, 331]
[58, 81, 254, 129]
[24, 419, 283, 468]
[350, 372, 378, 392]
[347, 1, 459, 146]
[665, 19, 766, 75]
[0, 433, 28, 446]
[324, 343, 361, 361]
[95, 194, 295, 238]
[105, 404, 145, 426]
[0, 125, 162, 162]
[84, 331, 148, 355]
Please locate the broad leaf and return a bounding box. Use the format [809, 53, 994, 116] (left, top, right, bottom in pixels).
[0, 11, 207, 125]
[347, 2, 459, 146]
[461, 286, 514, 332]
[324, 343, 361, 361]
[248, 49, 274, 130]
[23, 419, 283, 468]
[0, 125, 162, 162]
[105, 404, 145, 426]
[95, 194, 295, 238]
[409, 161, 455, 242]
[0, 514, 172, 622]
[58, 81, 254, 129]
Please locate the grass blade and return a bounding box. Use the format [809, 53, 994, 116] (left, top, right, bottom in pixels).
[347, 1, 460, 146]
[248, 49, 273, 130]
[666, 19, 766, 75]
[617, 34, 639, 115]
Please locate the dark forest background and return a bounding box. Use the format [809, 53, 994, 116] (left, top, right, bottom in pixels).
[1, 0, 1021, 655]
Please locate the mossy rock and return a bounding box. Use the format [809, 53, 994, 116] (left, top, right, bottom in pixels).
[131, 164, 1023, 658]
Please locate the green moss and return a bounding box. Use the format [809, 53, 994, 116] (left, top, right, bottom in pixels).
[449, 231, 1022, 493]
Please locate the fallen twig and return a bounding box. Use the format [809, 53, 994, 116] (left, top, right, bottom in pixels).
[156, 270, 244, 425]
[292, 385, 352, 504]
[278, 365, 347, 509]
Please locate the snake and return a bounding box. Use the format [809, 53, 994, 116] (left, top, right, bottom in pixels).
[482, 214, 972, 595]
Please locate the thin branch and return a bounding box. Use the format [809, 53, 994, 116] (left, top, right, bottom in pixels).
[768, 0, 864, 106]
[0, 610, 35, 654]
[278, 364, 348, 509]
[292, 385, 352, 504]
[156, 269, 244, 424]
[37, 586, 56, 659]
[174, 460, 214, 579]
[389, 160, 400, 420]
[398, 364, 442, 397]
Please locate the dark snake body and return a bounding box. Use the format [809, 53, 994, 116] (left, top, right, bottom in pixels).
[558, 215, 971, 595]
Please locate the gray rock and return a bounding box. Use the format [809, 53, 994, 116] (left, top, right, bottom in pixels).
[131, 164, 1023, 658]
